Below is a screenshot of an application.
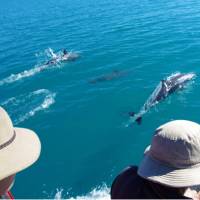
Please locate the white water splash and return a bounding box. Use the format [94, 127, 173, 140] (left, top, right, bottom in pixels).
[53, 185, 110, 200]
[1, 89, 56, 125]
[54, 188, 64, 200]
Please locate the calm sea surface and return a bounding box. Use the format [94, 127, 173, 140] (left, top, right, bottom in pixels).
[1, 0, 200, 198]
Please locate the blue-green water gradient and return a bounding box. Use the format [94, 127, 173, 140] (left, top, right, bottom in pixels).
[1, 0, 200, 198]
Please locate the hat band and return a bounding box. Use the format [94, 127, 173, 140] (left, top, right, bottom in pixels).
[0, 131, 16, 150]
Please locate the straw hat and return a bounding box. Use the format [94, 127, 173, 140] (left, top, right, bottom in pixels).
[138, 120, 200, 187]
[0, 107, 41, 181]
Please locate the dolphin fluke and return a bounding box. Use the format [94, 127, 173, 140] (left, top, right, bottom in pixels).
[136, 117, 142, 125]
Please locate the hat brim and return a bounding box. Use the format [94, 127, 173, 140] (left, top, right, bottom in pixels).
[0, 127, 41, 181]
[138, 150, 200, 188]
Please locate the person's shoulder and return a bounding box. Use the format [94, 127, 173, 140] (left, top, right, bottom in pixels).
[111, 165, 138, 186]
[118, 165, 138, 177]
[111, 166, 139, 199]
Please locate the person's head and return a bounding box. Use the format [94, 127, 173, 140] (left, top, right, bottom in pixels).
[138, 120, 200, 196]
[0, 107, 41, 195]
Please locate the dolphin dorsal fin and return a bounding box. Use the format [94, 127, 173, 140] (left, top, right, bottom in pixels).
[136, 117, 142, 125]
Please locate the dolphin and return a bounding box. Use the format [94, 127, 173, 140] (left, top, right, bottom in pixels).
[127, 72, 196, 125]
[44, 50, 79, 66]
[89, 70, 128, 84]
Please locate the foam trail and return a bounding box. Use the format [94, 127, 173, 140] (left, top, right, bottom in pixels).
[1, 89, 56, 125]
[53, 185, 110, 200]
[16, 92, 56, 124]
[0, 48, 62, 86]
[0, 48, 79, 86]
[0, 64, 60, 86]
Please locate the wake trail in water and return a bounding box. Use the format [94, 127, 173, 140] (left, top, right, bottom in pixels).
[1, 89, 56, 124]
[0, 48, 62, 86]
[0, 48, 79, 86]
[0, 63, 61, 86]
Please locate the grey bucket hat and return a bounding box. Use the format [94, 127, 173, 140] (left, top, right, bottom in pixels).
[138, 120, 200, 188]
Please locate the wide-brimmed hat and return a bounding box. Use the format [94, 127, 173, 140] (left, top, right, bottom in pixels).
[138, 120, 200, 188]
[0, 107, 41, 181]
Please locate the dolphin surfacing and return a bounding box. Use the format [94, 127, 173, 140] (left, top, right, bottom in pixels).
[44, 50, 79, 66]
[127, 72, 196, 126]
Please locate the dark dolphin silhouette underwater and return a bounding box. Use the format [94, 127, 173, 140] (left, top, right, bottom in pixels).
[88, 70, 128, 84]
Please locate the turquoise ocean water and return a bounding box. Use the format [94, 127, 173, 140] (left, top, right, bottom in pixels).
[1, 0, 200, 198]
